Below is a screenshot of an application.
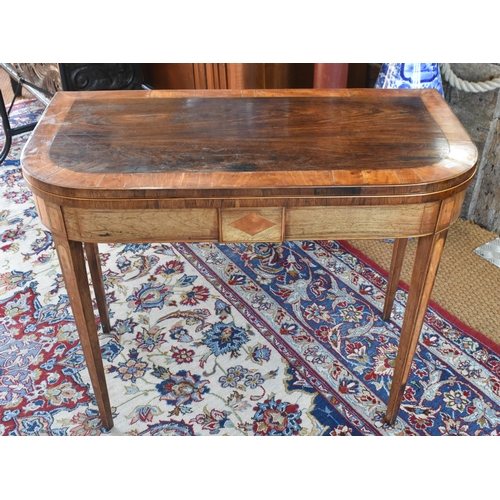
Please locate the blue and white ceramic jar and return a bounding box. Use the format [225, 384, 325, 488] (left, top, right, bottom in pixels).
[375, 63, 444, 96]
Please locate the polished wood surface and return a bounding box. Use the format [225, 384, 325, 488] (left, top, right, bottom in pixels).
[22, 89, 476, 201]
[21, 89, 477, 430]
[48, 96, 446, 174]
[314, 63, 349, 88]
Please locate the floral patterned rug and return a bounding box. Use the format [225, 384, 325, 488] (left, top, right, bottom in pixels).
[2, 100, 500, 436]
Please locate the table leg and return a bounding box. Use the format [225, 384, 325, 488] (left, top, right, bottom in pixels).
[382, 238, 408, 321]
[84, 242, 111, 334]
[384, 230, 448, 425]
[53, 235, 114, 430]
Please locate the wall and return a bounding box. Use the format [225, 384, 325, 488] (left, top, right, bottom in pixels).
[441, 63, 500, 233]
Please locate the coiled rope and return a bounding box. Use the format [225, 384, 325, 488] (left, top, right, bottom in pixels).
[440, 63, 500, 93]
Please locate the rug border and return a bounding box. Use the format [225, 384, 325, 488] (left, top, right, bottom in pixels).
[1, 97, 40, 115]
[339, 240, 500, 357]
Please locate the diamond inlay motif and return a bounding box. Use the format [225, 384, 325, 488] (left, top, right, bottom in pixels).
[229, 213, 277, 236]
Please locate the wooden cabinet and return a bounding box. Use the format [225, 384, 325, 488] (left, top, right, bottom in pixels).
[142, 63, 369, 90]
[142, 63, 318, 90]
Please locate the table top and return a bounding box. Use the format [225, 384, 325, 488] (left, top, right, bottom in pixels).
[21, 88, 477, 201]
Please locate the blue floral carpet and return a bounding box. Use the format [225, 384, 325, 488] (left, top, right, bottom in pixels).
[2, 100, 500, 436]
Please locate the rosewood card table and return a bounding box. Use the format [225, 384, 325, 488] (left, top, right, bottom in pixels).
[21, 88, 477, 430]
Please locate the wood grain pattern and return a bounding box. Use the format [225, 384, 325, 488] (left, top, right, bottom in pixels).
[47, 96, 447, 174]
[384, 230, 449, 424]
[221, 208, 283, 243]
[21, 89, 478, 203]
[285, 203, 440, 240]
[53, 236, 113, 429]
[58, 202, 444, 244]
[63, 207, 218, 243]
